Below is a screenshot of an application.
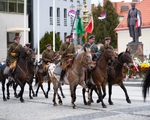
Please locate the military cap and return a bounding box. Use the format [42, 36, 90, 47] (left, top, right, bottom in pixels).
[13, 36, 20, 41]
[88, 35, 95, 39]
[105, 37, 111, 41]
[65, 35, 73, 39]
[25, 43, 31, 47]
[46, 44, 51, 48]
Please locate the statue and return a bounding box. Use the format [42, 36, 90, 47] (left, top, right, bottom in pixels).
[127, 3, 142, 43]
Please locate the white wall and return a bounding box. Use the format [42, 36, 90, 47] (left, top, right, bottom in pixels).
[0, 12, 28, 61]
[117, 28, 150, 57]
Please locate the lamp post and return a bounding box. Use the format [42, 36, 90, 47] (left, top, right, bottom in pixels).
[70, 1, 82, 45]
[82, 0, 89, 43]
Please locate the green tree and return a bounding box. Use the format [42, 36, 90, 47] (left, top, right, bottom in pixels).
[103, 0, 119, 48]
[40, 31, 62, 53]
[92, 3, 104, 44]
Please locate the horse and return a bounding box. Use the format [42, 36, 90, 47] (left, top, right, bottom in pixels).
[107, 49, 133, 105]
[142, 67, 150, 101]
[82, 47, 117, 108]
[6, 47, 35, 102]
[51, 47, 95, 109]
[11, 48, 36, 99]
[34, 51, 65, 98]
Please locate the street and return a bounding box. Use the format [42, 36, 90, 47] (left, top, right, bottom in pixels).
[0, 81, 150, 120]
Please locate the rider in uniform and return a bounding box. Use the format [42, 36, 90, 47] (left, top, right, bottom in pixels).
[6, 36, 22, 81]
[59, 35, 75, 85]
[83, 35, 99, 84]
[42, 44, 55, 76]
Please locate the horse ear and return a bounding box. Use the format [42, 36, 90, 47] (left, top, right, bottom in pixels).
[125, 48, 130, 54]
[83, 47, 87, 52]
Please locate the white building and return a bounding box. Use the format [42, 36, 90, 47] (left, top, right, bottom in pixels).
[33, 0, 91, 51]
[0, 0, 91, 61]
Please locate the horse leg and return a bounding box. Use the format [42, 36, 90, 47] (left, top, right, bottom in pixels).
[35, 83, 40, 97]
[20, 83, 25, 103]
[70, 85, 77, 109]
[13, 82, 18, 98]
[59, 85, 65, 98]
[27, 82, 33, 99]
[97, 86, 107, 108]
[82, 88, 87, 105]
[6, 81, 12, 99]
[120, 83, 131, 104]
[102, 82, 106, 99]
[108, 83, 113, 105]
[2, 79, 7, 101]
[57, 92, 62, 105]
[46, 80, 51, 98]
[40, 83, 47, 98]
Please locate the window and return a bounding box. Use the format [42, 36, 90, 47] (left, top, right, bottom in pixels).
[70, 0, 73, 2]
[57, 8, 60, 17]
[64, 32, 67, 40]
[50, 7, 53, 17]
[64, 8, 67, 18]
[0, 0, 24, 13]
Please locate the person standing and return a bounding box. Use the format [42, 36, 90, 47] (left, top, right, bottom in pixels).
[59, 35, 75, 85]
[6, 36, 22, 81]
[127, 3, 142, 43]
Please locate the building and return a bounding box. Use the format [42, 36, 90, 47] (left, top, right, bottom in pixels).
[33, 0, 91, 52]
[0, 0, 32, 61]
[0, 0, 91, 61]
[115, 0, 150, 58]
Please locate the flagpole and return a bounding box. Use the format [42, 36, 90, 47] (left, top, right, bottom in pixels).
[24, 0, 27, 45]
[37, 0, 40, 61]
[53, 0, 55, 51]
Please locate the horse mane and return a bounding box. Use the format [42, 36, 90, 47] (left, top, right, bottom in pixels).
[118, 52, 124, 58]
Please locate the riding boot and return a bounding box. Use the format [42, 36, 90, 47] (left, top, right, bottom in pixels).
[86, 70, 94, 85]
[8, 68, 14, 82]
[59, 70, 65, 85]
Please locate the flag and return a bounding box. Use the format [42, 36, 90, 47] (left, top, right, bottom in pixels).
[135, 12, 140, 28]
[76, 17, 84, 34]
[85, 17, 94, 33]
[98, 13, 106, 20]
[68, 10, 76, 18]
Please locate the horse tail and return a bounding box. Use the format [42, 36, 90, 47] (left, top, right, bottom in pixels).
[142, 67, 150, 100]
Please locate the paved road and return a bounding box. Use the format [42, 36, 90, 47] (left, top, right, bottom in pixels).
[0, 82, 150, 120]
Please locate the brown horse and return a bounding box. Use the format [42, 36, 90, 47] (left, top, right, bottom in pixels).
[83, 47, 117, 108]
[0, 47, 34, 102]
[107, 49, 133, 105]
[51, 47, 95, 108]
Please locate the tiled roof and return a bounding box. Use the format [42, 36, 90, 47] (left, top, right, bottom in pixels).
[115, 0, 150, 31]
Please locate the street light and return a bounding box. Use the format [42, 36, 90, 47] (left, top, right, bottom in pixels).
[70, 1, 82, 45]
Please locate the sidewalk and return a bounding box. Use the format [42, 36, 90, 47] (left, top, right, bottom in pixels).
[123, 78, 143, 87]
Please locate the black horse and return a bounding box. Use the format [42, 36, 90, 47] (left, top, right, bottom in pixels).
[142, 67, 150, 101]
[6, 47, 35, 102]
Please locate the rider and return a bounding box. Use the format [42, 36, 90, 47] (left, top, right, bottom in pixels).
[59, 35, 75, 85]
[83, 35, 99, 84]
[6, 36, 22, 81]
[42, 44, 55, 76]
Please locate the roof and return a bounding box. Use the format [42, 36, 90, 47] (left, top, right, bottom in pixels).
[115, 0, 150, 31]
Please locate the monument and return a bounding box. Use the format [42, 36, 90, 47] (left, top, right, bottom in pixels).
[127, 3, 144, 61]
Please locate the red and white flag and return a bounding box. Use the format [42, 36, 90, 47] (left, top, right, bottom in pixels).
[84, 17, 94, 33]
[135, 12, 141, 28]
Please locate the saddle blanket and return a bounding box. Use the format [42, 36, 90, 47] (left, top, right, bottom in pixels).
[3, 66, 9, 75]
[53, 65, 62, 75]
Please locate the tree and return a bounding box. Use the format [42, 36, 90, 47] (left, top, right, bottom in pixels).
[92, 4, 104, 44]
[103, 0, 119, 48]
[40, 32, 62, 53]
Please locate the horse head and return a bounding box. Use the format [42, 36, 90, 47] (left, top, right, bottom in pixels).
[118, 49, 133, 68]
[81, 47, 95, 70]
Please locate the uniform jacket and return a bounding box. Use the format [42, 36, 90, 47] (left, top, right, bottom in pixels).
[42, 49, 55, 64]
[59, 42, 75, 60]
[7, 42, 22, 64]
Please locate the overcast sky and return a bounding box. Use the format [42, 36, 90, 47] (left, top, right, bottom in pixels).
[91, 0, 133, 5]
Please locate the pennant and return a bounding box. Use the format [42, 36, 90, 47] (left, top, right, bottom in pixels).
[76, 17, 84, 34]
[85, 17, 94, 33]
[68, 10, 76, 18]
[98, 13, 106, 20]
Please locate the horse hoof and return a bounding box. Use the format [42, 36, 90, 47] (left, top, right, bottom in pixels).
[73, 105, 77, 109]
[20, 99, 25, 103]
[53, 103, 58, 106]
[102, 104, 107, 108]
[3, 98, 7, 101]
[127, 99, 131, 104]
[109, 102, 114, 105]
[33, 94, 37, 97]
[59, 101, 62, 105]
[84, 101, 88, 105]
[88, 101, 91, 106]
[30, 97, 33, 99]
[97, 99, 101, 103]
[62, 95, 65, 98]
[45, 94, 48, 98]
[7, 96, 10, 100]
[91, 99, 94, 103]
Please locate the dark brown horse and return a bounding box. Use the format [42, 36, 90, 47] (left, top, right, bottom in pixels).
[142, 67, 150, 101]
[83, 47, 117, 108]
[107, 49, 133, 105]
[6, 47, 35, 102]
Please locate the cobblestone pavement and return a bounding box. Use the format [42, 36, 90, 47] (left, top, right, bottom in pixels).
[0, 83, 150, 120]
